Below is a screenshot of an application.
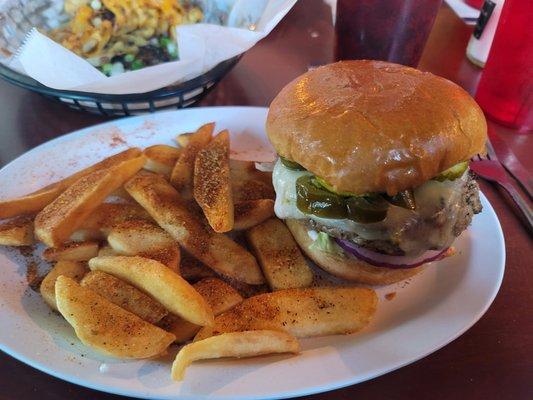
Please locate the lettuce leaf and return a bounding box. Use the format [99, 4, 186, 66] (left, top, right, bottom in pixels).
[309, 232, 344, 256]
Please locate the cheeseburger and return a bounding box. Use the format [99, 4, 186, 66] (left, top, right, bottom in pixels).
[266, 61, 487, 285]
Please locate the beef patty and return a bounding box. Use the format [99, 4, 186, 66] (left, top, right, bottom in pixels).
[307, 173, 482, 256]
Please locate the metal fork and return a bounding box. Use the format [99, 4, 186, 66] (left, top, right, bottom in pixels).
[471, 153, 533, 234]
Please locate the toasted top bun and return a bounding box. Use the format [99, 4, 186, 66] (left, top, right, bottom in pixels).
[266, 60, 487, 195]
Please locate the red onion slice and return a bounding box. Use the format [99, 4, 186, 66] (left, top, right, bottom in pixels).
[335, 238, 449, 269]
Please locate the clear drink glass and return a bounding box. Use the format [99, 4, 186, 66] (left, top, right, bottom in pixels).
[475, 0, 533, 131]
[334, 0, 443, 67]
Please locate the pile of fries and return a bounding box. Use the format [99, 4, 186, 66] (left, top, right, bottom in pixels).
[0, 123, 378, 381]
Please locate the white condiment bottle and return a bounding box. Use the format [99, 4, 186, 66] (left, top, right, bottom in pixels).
[466, 0, 506, 67]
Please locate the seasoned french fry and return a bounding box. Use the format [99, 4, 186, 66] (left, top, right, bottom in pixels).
[89, 256, 214, 326]
[193, 277, 244, 314]
[246, 218, 313, 291]
[81, 270, 168, 324]
[159, 315, 201, 344]
[70, 229, 102, 243]
[110, 186, 133, 201]
[232, 179, 276, 203]
[55, 276, 175, 359]
[229, 159, 265, 180]
[230, 160, 275, 202]
[81, 203, 153, 231]
[159, 277, 243, 343]
[35, 156, 146, 247]
[171, 330, 300, 381]
[40, 261, 88, 311]
[71, 202, 152, 241]
[104, 244, 180, 271]
[175, 131, 194, 147]
[221, 278, 270, 299]
[233, 199, 275, 230]
[0, 148, 141, 219]
[0, 188, 59, 221]
[107, 220, 175, 254]
[194, 130, 233, 232]
[138, 246, 181, 273]
[143, 145, 182, 177]
[0, 216, 34, 246]
[98, 245, 119, 257]
[106, 220, 180, 271]
[170, 122, 214, 191]
[195, 287, 378, 341]
[125, 172, 264, 285]
[179, 252, 216, 282]
[42, 241, 99, 262]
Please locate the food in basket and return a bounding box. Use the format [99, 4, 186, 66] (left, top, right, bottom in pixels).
[48, 0, 203, 75]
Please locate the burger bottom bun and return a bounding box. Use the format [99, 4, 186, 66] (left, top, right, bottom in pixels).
[285, 219, 424, 285]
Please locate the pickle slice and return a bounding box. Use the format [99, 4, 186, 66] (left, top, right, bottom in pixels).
[315, 176, 358, 197]
[280, 156, 306, 171]
[296, 176, 346, 219]
[346, 195, 388, 223]
[385, 189, 416, 210]
[433, 161, 469, 182]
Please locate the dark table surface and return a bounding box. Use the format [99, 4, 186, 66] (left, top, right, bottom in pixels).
[0, 2, 531, 399]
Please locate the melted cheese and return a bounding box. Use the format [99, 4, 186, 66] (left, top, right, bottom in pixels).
[272, 159, 468, 256]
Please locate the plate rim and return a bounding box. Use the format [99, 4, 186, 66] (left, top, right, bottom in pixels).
[0, 106, 270, 184]
[0, 107, 506, 400]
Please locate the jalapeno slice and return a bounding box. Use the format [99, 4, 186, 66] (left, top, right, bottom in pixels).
[346, 195, 389, 223]
[385, 189, 417, 210]
[296, 176, 346, 218]
[433, 161, 469, 182]
[315, 177, 358, 197]
[280, 156, 306, 171]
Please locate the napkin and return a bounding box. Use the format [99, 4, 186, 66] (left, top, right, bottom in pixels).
[5, 0, 296, 94]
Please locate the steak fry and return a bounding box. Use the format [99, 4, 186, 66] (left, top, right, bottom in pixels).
[125, 172, 264, 285]
[194, 130, 234, 233]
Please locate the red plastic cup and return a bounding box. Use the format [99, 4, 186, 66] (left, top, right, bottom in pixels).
[335, 0, 442, 67]
[475, 0, 533, 131]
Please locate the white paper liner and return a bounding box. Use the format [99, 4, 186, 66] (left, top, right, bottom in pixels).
[0, 0, 296, 94]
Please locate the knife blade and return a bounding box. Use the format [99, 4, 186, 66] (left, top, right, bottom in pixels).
[487, 128, 533, 199]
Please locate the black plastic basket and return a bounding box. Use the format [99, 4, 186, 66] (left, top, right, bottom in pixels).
[0, 55, 241, 116]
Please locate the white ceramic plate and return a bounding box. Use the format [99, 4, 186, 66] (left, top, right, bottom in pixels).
[0, 107, 505, 400]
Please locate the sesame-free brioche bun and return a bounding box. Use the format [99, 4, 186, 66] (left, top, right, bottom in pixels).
[285, 219, 423, 285]
[266, 60, 487, 195]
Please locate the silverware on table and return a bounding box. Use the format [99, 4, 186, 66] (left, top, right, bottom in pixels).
[487, 128, 533, 199]
[471, 154, 533, 234]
